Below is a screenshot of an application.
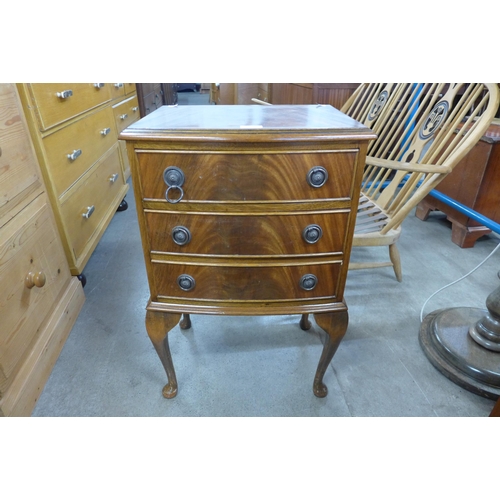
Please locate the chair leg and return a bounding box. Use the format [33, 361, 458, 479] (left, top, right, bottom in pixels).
[389, 243, 402, 282]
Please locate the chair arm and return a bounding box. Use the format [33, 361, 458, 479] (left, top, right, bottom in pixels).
[365, 156, 452, 174]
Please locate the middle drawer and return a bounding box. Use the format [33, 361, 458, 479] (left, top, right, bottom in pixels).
[42, 105, 118, 197]
[145, 211, 349, 256]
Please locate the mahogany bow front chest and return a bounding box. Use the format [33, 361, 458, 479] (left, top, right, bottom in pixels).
[120, 104, 375, 398]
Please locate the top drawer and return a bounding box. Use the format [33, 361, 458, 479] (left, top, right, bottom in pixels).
[110, 83, 126, 100]
[0, 84, 43, 228]
[137, 151, 358, 202]
[110, 83, 135, 99]
[113, 95, 140, 135]
[125, 83, 136, 95]
[27, 83, 112, 131]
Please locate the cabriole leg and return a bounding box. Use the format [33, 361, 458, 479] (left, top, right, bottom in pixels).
[145, 310, 182, 398]
[180, 313, 192, 330]
[312, 311, 349, 398]
[299, 314, 311, 331]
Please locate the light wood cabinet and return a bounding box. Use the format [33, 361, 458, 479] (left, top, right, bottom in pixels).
[17, 83, 139, 276]
[0, 83, 85, 417]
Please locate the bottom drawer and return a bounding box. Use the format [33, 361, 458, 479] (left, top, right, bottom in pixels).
[0, 194, 71, 395]
[152, 261, 341, 301]
[60, 145, 124, 263]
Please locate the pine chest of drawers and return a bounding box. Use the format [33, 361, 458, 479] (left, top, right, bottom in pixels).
[17, 83, 139, 277]
[120, 104, 375, 398]
[0, 84, 85, 417]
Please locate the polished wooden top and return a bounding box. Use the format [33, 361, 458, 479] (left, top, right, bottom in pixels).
[119, 105, 376, 143]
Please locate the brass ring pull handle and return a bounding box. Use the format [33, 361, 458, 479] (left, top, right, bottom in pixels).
[164, 166, 185, 203]
[177, 274, 195, 291]
[302, 224, 323, 244]
[307, 166, 328, 188]
[25, 271, 46, 289]
[165, 186, 184, 204]
[299, 274, 318, 291]
[172, 226, 191, 246]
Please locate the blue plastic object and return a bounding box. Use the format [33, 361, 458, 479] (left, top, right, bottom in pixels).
[428, 189, 500, 235]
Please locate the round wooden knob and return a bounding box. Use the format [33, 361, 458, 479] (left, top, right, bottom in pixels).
[25, 271, 46, 289]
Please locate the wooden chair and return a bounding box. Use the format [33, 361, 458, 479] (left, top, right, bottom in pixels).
[341, 83, 500, 281]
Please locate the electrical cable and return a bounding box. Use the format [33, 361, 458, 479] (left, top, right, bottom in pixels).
[419, 239, 500, 323]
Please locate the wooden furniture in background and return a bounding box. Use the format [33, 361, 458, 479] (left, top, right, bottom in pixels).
[136, 84, 178, 118]
[17, 83, 138, 279]
[269, 83, 359, 108]
[0, 83, 85, 417]
[339, 83, 499, 281]
[490, 397, 500, 416]
[121, 104, 375, 399]
[210, 83, 270, 105]
[210, 83, 357, 109]
[415, 122, 500, 247]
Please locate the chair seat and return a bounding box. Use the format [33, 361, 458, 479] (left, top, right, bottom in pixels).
[353, 195, 401, 245]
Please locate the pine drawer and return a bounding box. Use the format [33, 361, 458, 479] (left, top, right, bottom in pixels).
[26, 83, 111, 131]
[0, 194, 71, 395]
[0, 84, 43, 228]
[113, 95, 140, 135]
[59, 146, 124, 264]
[41, 105, 118, 197]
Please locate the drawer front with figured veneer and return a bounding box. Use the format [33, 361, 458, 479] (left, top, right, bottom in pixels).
[60, 146, 124, 263]
[145, 211, 349, 256]
[152, 262, 341, 302]
[137, 151, 358, 202]
[0, 194, 70, 395]
[42, 106, 118, 196]
[28, 83, 111, 131]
